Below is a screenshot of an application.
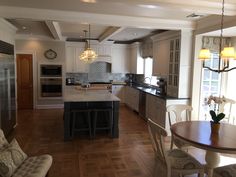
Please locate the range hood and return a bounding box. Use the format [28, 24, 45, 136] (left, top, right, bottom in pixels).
[95, 55, 111, 63]
[89, 61, 111, 73]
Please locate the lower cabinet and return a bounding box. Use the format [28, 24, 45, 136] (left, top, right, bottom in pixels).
[146, 93, 189, 135]
[146, 94, 166, 127]
[112, 85, 125, 103]
[125, 86, 139, 112]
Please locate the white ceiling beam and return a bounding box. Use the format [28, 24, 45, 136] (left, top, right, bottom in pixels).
[0, 6, 195, 30]
[45, 20, 63, 40]
[98, 27, 124, 43]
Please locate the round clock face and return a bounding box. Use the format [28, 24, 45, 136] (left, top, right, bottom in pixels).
[44, 49, 57, 59]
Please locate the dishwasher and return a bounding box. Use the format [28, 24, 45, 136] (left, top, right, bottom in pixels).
[139, 91, 147, 121]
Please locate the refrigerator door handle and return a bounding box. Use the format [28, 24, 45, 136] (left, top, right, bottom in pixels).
[5, 68, 11, 120]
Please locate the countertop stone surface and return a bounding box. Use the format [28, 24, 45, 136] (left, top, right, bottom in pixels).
[128, 84, 189, 100]
[64, 86, 120, 102]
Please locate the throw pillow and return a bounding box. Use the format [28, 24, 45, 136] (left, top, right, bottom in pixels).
[0, 139, 27, 177]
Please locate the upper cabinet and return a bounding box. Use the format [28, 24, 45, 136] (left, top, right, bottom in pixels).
[151, 30, 192, 98]
[112, 44, 130, 73]
[90, 41, 113, 56]
[152, 35, 169, 77]
[65, 42, 89, 73]
[130, 42, 144, 74]
[65, 41, 131, 73]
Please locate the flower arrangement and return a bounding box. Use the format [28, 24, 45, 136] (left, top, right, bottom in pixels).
[207, 95, 226, 124]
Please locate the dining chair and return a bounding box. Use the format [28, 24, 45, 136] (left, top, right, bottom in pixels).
[218, 97, 236, 125]
[213, 163, 236, 177]
[147, 119, 205, 177]
[166, 104, 193, 149]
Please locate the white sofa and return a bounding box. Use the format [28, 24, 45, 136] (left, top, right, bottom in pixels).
[0, 129, 52, 177]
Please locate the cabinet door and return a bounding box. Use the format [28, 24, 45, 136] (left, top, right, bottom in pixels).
[130, 47, 137, 74]
[124, 86, 139, 111]
[112, 85, 124, 103]
[65, 46, 76, 72]
[153, 40, 169, 76]
[75, 48, 89, 73]
[167, 38, 180, 97]
[112, 46, 130, 73]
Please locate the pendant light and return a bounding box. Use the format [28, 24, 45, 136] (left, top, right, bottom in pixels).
[79, 24, 98, 63]
[198, 0, 236, 73]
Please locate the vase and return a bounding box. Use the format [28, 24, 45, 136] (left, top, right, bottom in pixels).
[210, 121, 220, 134]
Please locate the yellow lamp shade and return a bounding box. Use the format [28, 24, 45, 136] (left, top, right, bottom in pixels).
[199, 48, 211, 60]
[221, 47, 235, 59]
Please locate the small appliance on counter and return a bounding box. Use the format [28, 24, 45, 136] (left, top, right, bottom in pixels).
[156, 78, 166, 95]
[66, 78, 75, 85]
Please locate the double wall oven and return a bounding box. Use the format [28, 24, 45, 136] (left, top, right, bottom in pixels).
[40, 64, 62, 97]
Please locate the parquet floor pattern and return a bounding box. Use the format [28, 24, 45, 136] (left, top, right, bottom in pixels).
[11, 105, 236, 177]
[12, 106, 160, 177]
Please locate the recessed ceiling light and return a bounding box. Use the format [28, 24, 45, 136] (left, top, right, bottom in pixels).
[81, 0, 96, 3]
[22, 26, 27, 30]
[138, 4, 158, 9]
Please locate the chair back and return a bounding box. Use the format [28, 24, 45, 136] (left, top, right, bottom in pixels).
[166, 104, 193, 126]
[219, 97, 236, 124]
[148, 119, 168, 164]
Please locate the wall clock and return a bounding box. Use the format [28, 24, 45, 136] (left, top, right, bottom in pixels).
[44, 49, 57, 59]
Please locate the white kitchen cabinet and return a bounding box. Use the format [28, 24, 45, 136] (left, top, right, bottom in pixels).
[152, 38, 169, 77]
[146, 94, 166, 127]
[112, 44, 130, 73]
[151, 30, 192, 98]
[125, 86, 139, 111]
[90, 41, 113, 56]
[130, 42, 143, 74]
[112, 85, 125, 103]
[65, 43, 89, 73]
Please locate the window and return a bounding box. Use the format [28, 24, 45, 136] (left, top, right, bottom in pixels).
[199, 52, 222, 120]
[143, 58, 157, 85]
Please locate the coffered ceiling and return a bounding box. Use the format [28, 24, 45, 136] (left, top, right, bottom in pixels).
[1, 0, 236, 42]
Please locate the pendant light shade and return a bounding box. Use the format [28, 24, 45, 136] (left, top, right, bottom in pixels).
[199, 48, 211, 60]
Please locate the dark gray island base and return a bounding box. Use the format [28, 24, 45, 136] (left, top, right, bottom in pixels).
[63, 88, 120, 141]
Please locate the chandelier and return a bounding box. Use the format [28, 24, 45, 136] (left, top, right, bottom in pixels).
[198, 0, 236, 73]
[80, 24, 98, 63]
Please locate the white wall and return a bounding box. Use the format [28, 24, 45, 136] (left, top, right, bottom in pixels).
[15, 39, 66, 108]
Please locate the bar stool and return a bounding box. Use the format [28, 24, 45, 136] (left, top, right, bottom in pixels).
[93, 108, 113, 138]
[71, 109, 92, 138]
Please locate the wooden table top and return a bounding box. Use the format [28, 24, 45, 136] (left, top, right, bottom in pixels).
[171, 121, 236, 153]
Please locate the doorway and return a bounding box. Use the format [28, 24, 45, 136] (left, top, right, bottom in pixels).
[16, 54, 33, 109]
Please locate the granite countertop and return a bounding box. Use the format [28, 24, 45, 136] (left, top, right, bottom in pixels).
[64, 86, 120, 102]
[128, 84, 189, 100]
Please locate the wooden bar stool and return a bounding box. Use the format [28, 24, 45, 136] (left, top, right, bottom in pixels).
[93, 108, 113, 138]
[71, 109, 92, 138]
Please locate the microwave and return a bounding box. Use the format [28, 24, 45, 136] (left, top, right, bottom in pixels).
[40, 64, 62, 77]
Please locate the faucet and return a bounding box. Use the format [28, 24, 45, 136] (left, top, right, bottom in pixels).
[144, 77, 152, 84]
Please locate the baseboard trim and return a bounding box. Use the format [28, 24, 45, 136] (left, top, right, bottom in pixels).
[36, 104, 64, 109]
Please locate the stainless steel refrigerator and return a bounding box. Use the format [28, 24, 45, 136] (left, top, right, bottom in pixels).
[0, 40, 16, 136]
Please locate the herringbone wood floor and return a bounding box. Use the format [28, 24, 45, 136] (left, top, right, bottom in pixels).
[10, 105, 236, 177]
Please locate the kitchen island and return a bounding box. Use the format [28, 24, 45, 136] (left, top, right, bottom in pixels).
[63, 86, 120, 141]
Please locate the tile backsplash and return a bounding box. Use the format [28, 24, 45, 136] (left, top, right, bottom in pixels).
[66, 72, 127, 83]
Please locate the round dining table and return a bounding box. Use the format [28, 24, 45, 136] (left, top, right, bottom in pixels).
[171, 121, 236, 177]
